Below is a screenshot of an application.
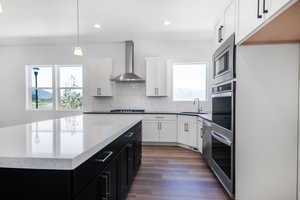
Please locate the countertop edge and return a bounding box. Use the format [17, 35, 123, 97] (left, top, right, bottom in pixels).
[84, 112, 212, 122]
[0, 117, 143, 170]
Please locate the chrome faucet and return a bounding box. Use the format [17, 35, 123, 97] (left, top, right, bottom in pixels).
[193, 98, 203, 113]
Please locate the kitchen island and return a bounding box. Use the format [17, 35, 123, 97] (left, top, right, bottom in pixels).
[0, 114, 143, 200]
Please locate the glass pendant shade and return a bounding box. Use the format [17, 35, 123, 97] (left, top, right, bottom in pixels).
[73, 46, 83, 56]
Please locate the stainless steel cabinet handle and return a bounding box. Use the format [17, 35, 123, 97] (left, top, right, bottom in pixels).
[184, 123, 189, 132]
[263, 0, 268, 13]
[125, 132, 135, 138]
[97, 88, 102, 96]
[159, 122, 162, 130]
[101, 171, 111, 200]
[257, 0, 263, 18]
[155, 88, 159, 96]
[95, 151, 113, 163]
[211, 131, 232, 146]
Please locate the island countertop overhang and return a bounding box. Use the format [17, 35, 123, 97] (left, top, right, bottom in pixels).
[0, 114, 143, 170]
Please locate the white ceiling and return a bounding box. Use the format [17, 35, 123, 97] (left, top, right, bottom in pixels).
[0, 0, 231, 43]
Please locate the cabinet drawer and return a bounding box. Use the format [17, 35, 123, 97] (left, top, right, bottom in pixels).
[72, 124, 141, 197]
[72, 133, 130, 196]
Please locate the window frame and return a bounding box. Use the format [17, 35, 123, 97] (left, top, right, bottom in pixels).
[170, 60, 209, 102]
[56, 65, 83, 111]
[26, 64, 83, 111]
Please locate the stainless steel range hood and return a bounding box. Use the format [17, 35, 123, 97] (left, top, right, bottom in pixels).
[111, 41, 145, 82]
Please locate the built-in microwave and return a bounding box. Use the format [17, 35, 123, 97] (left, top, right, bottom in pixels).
[213, 34, 236, 85]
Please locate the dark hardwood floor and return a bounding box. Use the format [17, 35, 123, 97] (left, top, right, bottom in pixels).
[127, 146, 230, 200]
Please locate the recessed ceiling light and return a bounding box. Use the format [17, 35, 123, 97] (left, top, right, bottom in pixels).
[163, 20, 171, 26]
[93, 24, 102, 29]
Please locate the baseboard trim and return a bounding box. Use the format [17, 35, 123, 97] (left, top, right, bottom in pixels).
[142, 142, 200, 152]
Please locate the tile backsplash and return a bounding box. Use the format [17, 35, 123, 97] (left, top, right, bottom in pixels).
[84, 83, 211, 113]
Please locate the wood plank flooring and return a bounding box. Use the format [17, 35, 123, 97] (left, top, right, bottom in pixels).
[127, 146, 230, 200]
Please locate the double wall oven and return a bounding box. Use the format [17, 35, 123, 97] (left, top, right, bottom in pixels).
[211, 81, 235, 197]
[208, 33, 236, 198]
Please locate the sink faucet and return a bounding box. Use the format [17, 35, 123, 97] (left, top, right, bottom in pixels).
[193, 98, 203, 113]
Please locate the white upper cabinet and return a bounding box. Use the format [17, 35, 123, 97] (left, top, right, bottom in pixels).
[224, 1, 236, 40]
[236, 0, 297, 44]
[265, 0, 296, 18]
[214, 0, 235, 49]
[145, 57, 167, 97]
[237, 0, 266, 43]
[88, 58, 113, 97]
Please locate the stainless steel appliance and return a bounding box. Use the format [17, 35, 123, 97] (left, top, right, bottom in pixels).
[213, 34, 235, 85]
[210, 124, 234, 198]
[111, 41, 145, 82]
[210, 81, 236, 198]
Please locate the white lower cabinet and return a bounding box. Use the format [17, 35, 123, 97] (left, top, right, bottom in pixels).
[142, 120, 159, 142]
[159, 120, 177, 142]
[142, 116, 177, 143]
[178, 116, 198, 148]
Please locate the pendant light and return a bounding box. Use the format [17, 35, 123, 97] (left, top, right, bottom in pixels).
[73, 0, 83, 56]
[0, 1, 3, 13]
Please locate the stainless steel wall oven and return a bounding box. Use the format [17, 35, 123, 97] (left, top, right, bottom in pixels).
[210, 81, 236, 198]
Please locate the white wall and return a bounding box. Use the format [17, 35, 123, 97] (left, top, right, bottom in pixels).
[0, 40, 213, 127]
[236, 44, 300, 200]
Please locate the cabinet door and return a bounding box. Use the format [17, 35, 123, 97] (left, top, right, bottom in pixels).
[177, 116, 186, 144]
[99, 159, 118, 200]
[224, 0, 235, 40]
[117, 148, 128, 200]
[142, 120, 159, 142]
[186, 118, 197, 148]
[265, 0, 296, 19]
[237, 0, 264, 43]
[146, 57, 167, 97]
[88, 58, 113, 96]
[159, 120, 177, 142]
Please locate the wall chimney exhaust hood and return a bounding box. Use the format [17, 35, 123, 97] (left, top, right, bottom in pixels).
[111, 41, 145, 82]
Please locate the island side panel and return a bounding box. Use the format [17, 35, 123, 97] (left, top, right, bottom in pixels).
[0, 168, 72, 200]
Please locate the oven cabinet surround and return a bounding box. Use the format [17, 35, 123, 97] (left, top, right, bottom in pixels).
[177, 115, 198, 148]
[145, 57, 167, 97]
[142, 115, 177, 142]
[236, 0, 298, 44]
[0, 122, 142, 200]
[236, 44, 299, 200]
[87, 58, 113, 97]
[214, 0, 235, 49]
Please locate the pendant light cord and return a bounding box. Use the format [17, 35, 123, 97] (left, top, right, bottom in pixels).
[76, 0, 80, 46]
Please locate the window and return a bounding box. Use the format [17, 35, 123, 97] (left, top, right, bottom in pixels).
[26, 65, 83, 111]
[172, 63, 207, 101]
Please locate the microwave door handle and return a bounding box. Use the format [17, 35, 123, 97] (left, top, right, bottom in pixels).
[211, 131, 232, 146]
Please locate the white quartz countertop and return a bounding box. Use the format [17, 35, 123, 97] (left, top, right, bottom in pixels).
[0, 114, 142, 170]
